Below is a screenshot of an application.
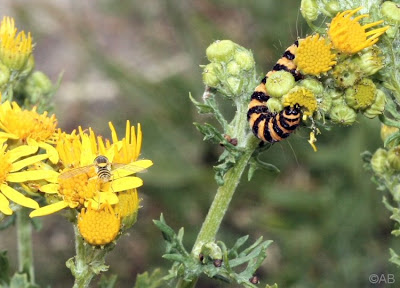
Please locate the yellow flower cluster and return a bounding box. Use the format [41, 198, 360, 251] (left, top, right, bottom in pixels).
[0, 98, 152, 245]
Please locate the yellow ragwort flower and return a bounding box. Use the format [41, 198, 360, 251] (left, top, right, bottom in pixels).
[328, 7, 389, 54]
[0, 101, 59, 163]
[283, 86, 317, 117]
[0, 144, 58, 215]
[78, 201, 121, 245]
[295, 34, 336, 76]
[0, 16, 33, 70]
[30, 122, 153, 218]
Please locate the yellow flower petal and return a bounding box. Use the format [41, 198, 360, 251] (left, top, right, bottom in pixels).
[32, 139, 59, 164]
[7, 145, 38, 163]
[0, 192, 12, 215]
[39, 183, 59, 194]
[111, 176, 143, 192]
[10, 153, 49, 172]
[89, 191, 119, 207]
[6, 170, 59, 182]
[0, 183, 39, 209]
[29, 201, 68, 217]
[0, 131, 19, 139]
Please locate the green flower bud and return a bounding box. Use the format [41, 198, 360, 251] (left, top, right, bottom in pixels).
[381, 2, 400, 24]
[266, 97, 283, 113]
[363, 89, 386, 119]
[24, 71, 53, 103]
[381, 124, 399, 144]
[388, 146, 400, 171]
[234, 50, 255, 71]
[324, 0, 341, 16]
[329, 104, 357, 125]
[265, 70, 295, 98]
[371, 148, 388, 175]
[0, 61, 10, 88]
[331, 59, 362, 88]
[227, 61, 240, 76]
[226, 76, 241, 95]
[345, 78, 376, 110]
[318, 93, 333, 113]
[356, 46, 384, 76]
[299, 78, 324, 96]
[20, 54, 35, 77]
[386, 26, 398, 39]
[202, 62, 221, 87]
[300, 0, 319, 21]
[206, 40, 236, 63]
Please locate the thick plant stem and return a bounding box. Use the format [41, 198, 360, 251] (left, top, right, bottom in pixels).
[176, 136, 259, 288]
[16, 208, 35, 284]
[71, 225, 107, 288]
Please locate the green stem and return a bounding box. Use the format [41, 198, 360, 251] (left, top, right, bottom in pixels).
[177, 135, 259, 288]
[71, 225, 107, 288]
[16, 208, 35, 284]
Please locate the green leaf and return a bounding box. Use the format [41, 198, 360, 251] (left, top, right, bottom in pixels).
[265, 284, 279, 288]
[98, 274, 118, 288]
[9, 273, 39, 288]
[189, 92, 214, 114]
[389, 248, 400, 267]
[0, 251, 10, 285]
[133, 269, 164, 288]
[153, 214, 176, 243]
[193, 122, 224, 144]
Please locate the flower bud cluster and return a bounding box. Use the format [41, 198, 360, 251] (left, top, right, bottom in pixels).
[202, 40, 256, 98]
[290, 3, 389, 131]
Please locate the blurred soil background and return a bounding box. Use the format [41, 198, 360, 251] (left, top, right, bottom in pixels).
[0, 1, 398, 287]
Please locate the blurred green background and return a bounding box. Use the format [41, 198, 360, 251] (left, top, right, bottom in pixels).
[0, 0, 398, 287]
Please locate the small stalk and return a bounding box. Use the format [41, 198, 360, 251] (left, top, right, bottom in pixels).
[16, 207, 35, 284]
[71, 225, 107, 288]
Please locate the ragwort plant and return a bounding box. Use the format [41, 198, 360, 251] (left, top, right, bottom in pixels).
[0, 1, 397, 287]
[0, 16, 153, 288]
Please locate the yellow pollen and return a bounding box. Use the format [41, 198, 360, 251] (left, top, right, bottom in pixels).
[328, 7, 389, 54]
[295, 34, 336, 76]
[78, 202, 121, 245]
[0, 146, 12, 183]
[0, 102, 57, 142]
[283, 87, 317, 116]
[0, 16, 33, 70]
[58, 169, 98, 207]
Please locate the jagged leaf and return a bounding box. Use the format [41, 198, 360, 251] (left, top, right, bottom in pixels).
[389, 249, 400, 267]
[98, 274, 118, 288]
[133, 269, 164, 288]
[189, 92, 214, 114]
[193, 122, 224, 144]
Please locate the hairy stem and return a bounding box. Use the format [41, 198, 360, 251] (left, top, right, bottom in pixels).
[177, 134, 259, 288]
[71, 225, 107, 288]
[16, 208, 35, 284]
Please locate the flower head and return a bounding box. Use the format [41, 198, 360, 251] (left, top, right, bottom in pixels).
[0, 16, 33, 70]
[78, 202, 121, 245]
[0, 101, 58, 163]
[328, 7, 389, 54]
[283, 86, 317, 117]
[30, 122, 153, 218]
[0, 144, 57, 215]
[295, 34, 336, 76]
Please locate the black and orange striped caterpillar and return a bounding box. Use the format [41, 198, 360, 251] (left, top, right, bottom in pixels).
[247, 41, 303, 143]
